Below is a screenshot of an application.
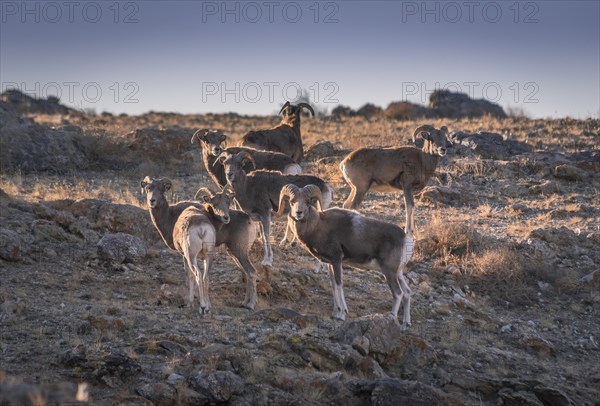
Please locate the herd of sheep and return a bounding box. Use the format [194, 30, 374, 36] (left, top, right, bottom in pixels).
[141, 101, 449, 330]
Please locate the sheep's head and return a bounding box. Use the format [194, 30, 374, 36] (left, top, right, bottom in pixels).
[275, 184, 322, 222]
[279, 101, 315, 125]
[191, 128, 227, 157]
[140, 176, 172, 209]
[194, 186, 234, 224]
[413, 125, 449, 157]
[218, 151, 255, 184]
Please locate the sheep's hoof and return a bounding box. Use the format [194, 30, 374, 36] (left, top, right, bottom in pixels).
[261, 259, 273, 267]
[331, 313, 346, 321]
[198, 306, 211, 316]
[241, 301, 256, 310]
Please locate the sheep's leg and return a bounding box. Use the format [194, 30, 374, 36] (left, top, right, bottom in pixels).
[198, 246, 213, 315]
[279, 219, 295, 246]
[385, 267, 403, 321]
[403, 185, 415, 235]
[183, 259, 195, 308]
[345, 182, 369, 209]
[398, 269, 412, 330]
[260, 215, 273, 267]
[228, 246, 258, 310]
[182, 258, 190, 289]
[184, 250, 201, 311]
[329, 262, 348, 320]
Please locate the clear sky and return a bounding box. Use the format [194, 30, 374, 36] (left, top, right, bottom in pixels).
[1, 1, 599, 118]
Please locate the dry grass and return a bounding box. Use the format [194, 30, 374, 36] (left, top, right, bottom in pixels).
[416, 214, 483, 262]
[0, 174, 142, 206]
[462, 246, 535, 305]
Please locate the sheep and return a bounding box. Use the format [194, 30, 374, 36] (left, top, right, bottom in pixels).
[191, 128, 302, 188]
[340, 124, 449, 233]
[172, 206, 216, 314]
[141, 177, 260, 310]
[218, 151, 333, 268]
[239, 101, 314, 163]
[274, 184, 414, 328]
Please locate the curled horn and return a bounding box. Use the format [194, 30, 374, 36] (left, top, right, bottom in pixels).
[302, 184, 323, 211]
[140, 176, 153, 192]
[412, 125, 436, 143]
[194, 187, 213, 202]
[296, 103, 315, 116]
[274, 184, 300, 218]
[221, 184, 235, 197]
[236, 151, 256, 170]
[215, 151, 231, 166]
[278, 101, 291, 115]
[160, 178, 173, 192]
[191, 128, 209, 144]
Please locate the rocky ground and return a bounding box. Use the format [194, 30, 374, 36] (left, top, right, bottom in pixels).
[0, 100, 599, 405]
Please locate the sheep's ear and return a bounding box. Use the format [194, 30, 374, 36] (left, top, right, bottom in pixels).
[201, 195, 211, 203]
[421, 131, 431, 140]
[219, 133, 226, 143]
[309, 197, 318, 206]
[140, 181, 147, 193]
[162, 181, 172, 192]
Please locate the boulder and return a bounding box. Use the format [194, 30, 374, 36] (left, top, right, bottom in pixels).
[188, 370, 245, 404]
[429, 90, 507, 119]
[384, 101, 435, 120]
[1, 89, 76, 115]
[97, 232, 147, 263]
[331, 105, 356, 117]
[449, 131, 532, 160]
[0, 121, 88, 173]
[554, 164, 589, 181]
[0, 228, 29, 261]
[305, 141, 336, 161]
[355, 103, 383, 119]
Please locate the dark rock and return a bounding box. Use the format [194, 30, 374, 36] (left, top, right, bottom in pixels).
[384, 101, 435, 120]
[554, 164, 589, 181]
[449, 131, 532, 160]
[532, 385, 575, 406]
[333, 314, 436, 366]
[1, 89, 76, 115]
[356, 103, 383, 119]
[331, 105, 356, 117]
[97, 232, 147, 263]
[0, 115, 88, 173]
[346, 378, 462, 406]
[59, 346, 87, 368]
[305, 141, 336, 161]
[429, 90, 507, 119]
[188, 370, 245, 404]
[136, 382, 177, 406]
[0, 228, 29, 261]
[357, 356, 388, 379]
[94, 351, 142, 382]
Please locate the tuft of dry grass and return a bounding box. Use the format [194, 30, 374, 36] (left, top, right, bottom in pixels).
[416, 214, 482, 261]
[463, 246, 534, 304]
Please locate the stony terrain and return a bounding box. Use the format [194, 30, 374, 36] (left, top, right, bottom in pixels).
[0, 96, 599, 405]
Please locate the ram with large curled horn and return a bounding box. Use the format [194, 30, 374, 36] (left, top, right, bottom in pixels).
[274, 183, 415, 328]
[340, 124, 450, 234]
[218, 151, 333, 268]
[191, 128, 302, 188]
[240, 101, 315, 163]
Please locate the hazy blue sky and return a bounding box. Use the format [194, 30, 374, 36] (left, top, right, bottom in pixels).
[1, 1, 599, 118]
